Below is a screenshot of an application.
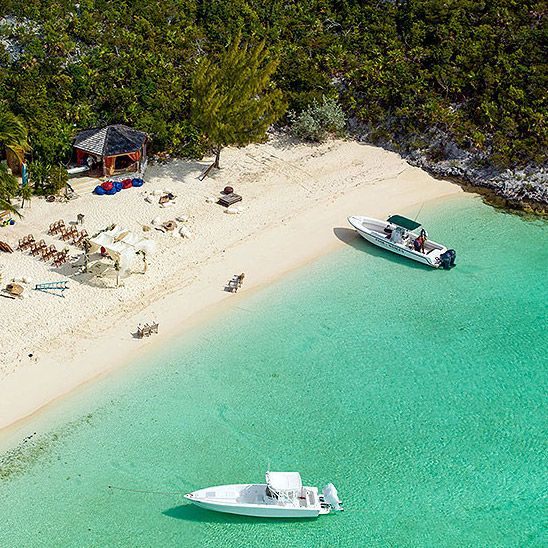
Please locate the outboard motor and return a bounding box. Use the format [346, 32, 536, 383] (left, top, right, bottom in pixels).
[322, 483, 343, 511]
[440, 249, 456, 270]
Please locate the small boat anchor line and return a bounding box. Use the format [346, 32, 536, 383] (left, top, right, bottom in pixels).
[348, 214, 456, 269]
[184, 471, 343, 518]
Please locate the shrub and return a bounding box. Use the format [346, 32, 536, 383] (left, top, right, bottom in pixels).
[28, 161, 68, 195]
[290, 96, 346, 142]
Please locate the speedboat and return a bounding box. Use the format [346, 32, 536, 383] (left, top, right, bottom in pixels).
[184, 471, 343, 518]
[348, 214, 456, 269]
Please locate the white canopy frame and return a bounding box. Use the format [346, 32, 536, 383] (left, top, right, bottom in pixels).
[89, 225, 155, 276]
[266, 472, 303, 507]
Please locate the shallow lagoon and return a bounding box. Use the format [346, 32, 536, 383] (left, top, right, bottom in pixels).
[0, 195, 546, 547]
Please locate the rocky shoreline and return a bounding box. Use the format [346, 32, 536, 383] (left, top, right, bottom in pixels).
[406, 151, 548, 216]
[350, 119, 548, 215]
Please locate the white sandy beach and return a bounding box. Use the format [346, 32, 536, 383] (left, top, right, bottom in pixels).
[0, 136, 462, 433]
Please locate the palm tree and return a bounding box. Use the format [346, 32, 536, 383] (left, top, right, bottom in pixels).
[0, 163, 21, 217]
[20, 183, 33, 208]
[0, 110, 29, 217]
[0, 110, 29, 161]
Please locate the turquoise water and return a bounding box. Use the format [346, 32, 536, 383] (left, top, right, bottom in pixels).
[1, 195, 547, 547]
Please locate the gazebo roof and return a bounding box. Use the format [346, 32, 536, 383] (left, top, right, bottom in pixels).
[74, 125, 147, 157]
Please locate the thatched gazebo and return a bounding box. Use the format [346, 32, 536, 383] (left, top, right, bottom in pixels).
[73, 124, 148, 177]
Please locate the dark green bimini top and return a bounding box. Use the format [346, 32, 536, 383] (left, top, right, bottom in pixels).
[387, 215, 421, 231]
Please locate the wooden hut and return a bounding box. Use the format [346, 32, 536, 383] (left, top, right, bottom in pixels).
[73, 125, 147, 177]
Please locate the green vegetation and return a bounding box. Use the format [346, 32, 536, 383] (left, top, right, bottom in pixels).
[27, 161, 68, 195]
[191, 33, 286, 168]
[20, 182, 32, 208]
[0, 0, 545, 171]
[0, 162, 19, 215]
[0, 109, 28, 159]
[0, 109, 28, 214]
[290, 96, 346, 142]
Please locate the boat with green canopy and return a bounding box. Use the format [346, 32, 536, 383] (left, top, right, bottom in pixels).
[348, 214, 456, 269]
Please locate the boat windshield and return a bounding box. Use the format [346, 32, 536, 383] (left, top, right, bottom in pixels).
[390, 226, 407, 244]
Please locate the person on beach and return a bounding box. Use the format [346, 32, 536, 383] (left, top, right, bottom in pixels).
[236, 273, 245, 291]
[86, 155, 96, 171]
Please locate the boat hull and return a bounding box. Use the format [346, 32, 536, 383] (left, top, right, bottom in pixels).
[184, 482, 322, 518]
[186, 497, 320, 518]
[348, 216, 445, 268]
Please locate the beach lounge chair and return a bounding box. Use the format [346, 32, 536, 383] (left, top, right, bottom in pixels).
[0, 241, 13, 253]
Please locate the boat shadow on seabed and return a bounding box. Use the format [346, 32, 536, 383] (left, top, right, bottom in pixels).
[162, 504, 312, 524]
[333, 227, 437, 271]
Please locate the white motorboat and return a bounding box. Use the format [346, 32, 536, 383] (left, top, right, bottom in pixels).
[348, 214, 456, 269]
[184, 471, 343, 518]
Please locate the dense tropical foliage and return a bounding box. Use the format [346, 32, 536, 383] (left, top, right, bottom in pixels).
[0, 0, 546, 172]
[0, 109, 28, 213]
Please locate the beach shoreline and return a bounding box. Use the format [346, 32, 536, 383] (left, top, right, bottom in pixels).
[0, 137, 463, 440]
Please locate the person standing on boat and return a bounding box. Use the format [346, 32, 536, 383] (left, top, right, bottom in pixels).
[414, 229, 428, 253]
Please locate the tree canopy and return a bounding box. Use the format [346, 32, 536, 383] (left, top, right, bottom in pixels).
[191, 33, 286, 168]
[0, 110, 29, 215]
[0, 0, 545, 171]
[0, 110, 28, 160]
